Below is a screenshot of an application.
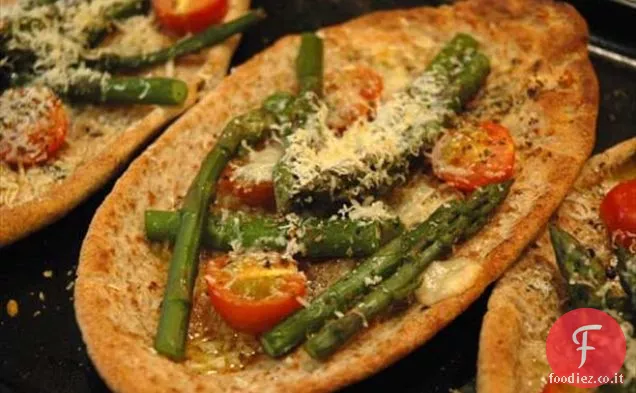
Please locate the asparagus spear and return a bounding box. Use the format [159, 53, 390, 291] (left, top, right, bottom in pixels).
[261, 181, 511, 358]
[304, 182, 510, 360]
[145, 210, 403, 258]
[87, 9, 266, 72]
[65, 76, 188, 105]
[269, 33, 324, 210]
[154, 34, 323, 360]
[549, 225, 613, 310]
[2, 72, 189, 105]
[296, 32, 323, 97]
[273, 34, 491, 212]
[154, 108, 276, 360]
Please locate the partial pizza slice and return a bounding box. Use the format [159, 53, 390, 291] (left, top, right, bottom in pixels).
[74, 0, 599, 391]
[0, 0, 259, 246]
[478, 137, 636, 393]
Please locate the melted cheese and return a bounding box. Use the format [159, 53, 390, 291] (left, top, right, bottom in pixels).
[416, 257, 482, 306]
[231, 143, 284, 184]
[391, 174, 458, 228]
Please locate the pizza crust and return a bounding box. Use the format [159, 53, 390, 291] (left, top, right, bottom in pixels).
[477, 137, 636, 393]
[0, 0, 251, 246]
[75, 0, 598, 391]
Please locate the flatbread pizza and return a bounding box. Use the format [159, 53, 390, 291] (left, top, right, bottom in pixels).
[477, 137, 636, 393]
[75, 0, 598, 391]
[0, 0, 255, 245]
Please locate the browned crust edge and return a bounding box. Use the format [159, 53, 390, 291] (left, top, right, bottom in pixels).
[477, 137, 636, 393]
[0, 0, 250, 247]
[75, 0, 599, 392]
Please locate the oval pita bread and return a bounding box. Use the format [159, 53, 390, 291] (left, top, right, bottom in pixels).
[0, 0, 250, 246]
[75, 0, 598, 391]
[477, 137, 636, 393]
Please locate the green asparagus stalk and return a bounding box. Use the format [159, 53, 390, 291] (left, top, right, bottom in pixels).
[304, 182, 510, 360]
[87, 9, 266, 72]
[154, 108, 276, 360]
[296, 32, 323, 97]
[549, 225, 611, 310]
[144, 210, 403, 258]
[268, 33, 324, 211]
[261, 181, 511, 358]
[65, 76, 188, 105]
[154, 34, 323, 359]
[273, 34, 491, 212]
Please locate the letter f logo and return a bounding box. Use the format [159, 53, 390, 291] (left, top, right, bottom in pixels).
[572, 324, 602, 368]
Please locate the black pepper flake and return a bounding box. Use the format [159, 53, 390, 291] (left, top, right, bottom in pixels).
[606, 266, 617, 280]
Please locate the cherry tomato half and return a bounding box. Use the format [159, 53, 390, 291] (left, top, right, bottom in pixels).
[218, 163, 276, 209]
[600, 179, 636, 251]
[325, 65, 384, 132]
[152, 0, 228, 34]
[0, 87, 68, 166]
[217, 143, 284, 209]
[205, 253, 307, 334]
[432, 121, 515, 191]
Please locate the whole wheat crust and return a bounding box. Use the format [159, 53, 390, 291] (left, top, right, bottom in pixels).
[477, 137, 636, 393]
[75, 0, 598, 391]
[0, 0, 250, 246]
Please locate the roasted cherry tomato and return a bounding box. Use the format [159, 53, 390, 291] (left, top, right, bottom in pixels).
[218, 163, 275, 209]
[0, 87, 68, 166]
[152, 0, 228, 34]
[217, 144, 283, 209]
[205, 253, 307, 334]
[600, 179, 636, 250]
[325, 65, 384, 132]
[432, 121, 515, 191]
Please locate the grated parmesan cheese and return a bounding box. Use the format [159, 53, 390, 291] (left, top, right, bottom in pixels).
[231, 142, 284, 184]
[278, 60, 460, 202]
[0, 86, 61, 163]
[338, 198, 396, 222]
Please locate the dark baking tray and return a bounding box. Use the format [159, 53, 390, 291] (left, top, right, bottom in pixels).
[1, 1, 635, 392]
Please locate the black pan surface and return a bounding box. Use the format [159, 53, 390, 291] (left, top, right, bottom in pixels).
[1, 1, 634, 392]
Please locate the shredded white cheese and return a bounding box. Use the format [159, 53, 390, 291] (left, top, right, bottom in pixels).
[231, 142, 284, 184]
[279, 59, 461, 201]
